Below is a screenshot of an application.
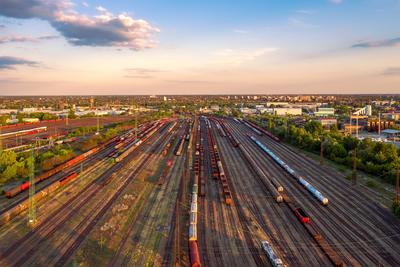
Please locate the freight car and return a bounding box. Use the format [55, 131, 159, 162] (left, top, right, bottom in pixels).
[233, 118, 241, 124]
[59, 172, 78, 186]
[174, 137, 185, 156]
[167, 121, 177, 133]
[115, 139, 142, 162]
[0, 126, 47, 139]
[189, 223, 197, 241]
[115, 121, 165, 162]
[243, 121, 262, 136]
[245, 120, 280, 142]
[215, 121, 227, 137]
[238, 144, 283, 203]
[218, 119, 239, 147]
[261, 240, 286, 267]
[189, 241, 201, 267]
[294, 208, 310, 224]
[1, 172, 78, 226]
[250, 136, 328, 206]
[5, 147, 99, 198]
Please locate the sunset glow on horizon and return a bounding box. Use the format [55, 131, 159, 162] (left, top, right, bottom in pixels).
[0, 0, 400, 95]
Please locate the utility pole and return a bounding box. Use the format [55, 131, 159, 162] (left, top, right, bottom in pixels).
[286, 119, 289, 138]
[356, 116, 359, 139]
[0, 124, 2, 151]
[349, 113, 352, 136]
[378, 112, 381, 136]
[96, 114, 100, 135]
[134, 104, 138, 140]
[352, 148, 357, 186]
[396, 169, 399, 203]
[320, 137, 324, 165]
[28, 148, 36, 227]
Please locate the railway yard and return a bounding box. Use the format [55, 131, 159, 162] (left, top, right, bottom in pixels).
[0, 115, 399, 266]
[0, 116, 132, 149]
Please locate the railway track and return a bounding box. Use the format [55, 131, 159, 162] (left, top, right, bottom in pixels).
[115, 124, 187, 266]
[0, 140, 117, 212]
[105, 122, 178, 266]
[212, 119, 316, 266]
[228, 118, 400, 266]
[198, 118, 256, 266]
[227, 121, 349, 265]
[222, 121, 329, 266]
[262, 135, 400, 265]
[0, 122, 169, 266]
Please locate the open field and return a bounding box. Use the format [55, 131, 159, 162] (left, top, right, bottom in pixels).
[0, 116, 133, 148]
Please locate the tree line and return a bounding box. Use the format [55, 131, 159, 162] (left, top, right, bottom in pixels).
[250, 115, 400, 216]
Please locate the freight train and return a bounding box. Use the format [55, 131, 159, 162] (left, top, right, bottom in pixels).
[238, 143, 283, 203]
[174, 137, 185, 156]
[5, 146, 99, 198]
[245, 120, 280, 142]
[250, 136, 329, 206]
[261, 240, 286, 267]
[243, 121, 262, 136]
[218, 119, 239, 147]
[4, 121, 160, 198]
[115, 121, 165, 162]
[1, 172, 78, 225]
[0, 126, 47, 139]
[189, 181, 201, 267]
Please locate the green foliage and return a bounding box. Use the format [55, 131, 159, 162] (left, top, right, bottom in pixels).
[0, 150, 33, 185]
[25, 112, 58, 121]
[256, 117, 400, 185]
[392, 201, 400, 217]
[366, 179, 377, 188]
[39, 147, 75, 171]
[0, 115, 8, 125]
[68, 109, 77, 119]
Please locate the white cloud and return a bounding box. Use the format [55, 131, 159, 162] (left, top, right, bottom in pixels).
[0, 35, 59, 44]
[0, 56, 39, 69]
[289, 18, 318, 28]
[296, 10, 316, 15]
[233, 29, 248, 34]
[215, 47, 278, 65]
[0, 0, 159, 50]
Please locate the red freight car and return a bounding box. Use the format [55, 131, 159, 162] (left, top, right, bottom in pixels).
[295, 208, 310, 224]
[20, 181, 30, 191]
[59, 172, 78, 186]
[189, 241, 201, 267]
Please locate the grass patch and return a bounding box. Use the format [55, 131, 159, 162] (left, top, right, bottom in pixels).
[366, 179, 377, 189]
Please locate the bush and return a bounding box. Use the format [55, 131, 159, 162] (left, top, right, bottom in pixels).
[366, 179, 377, 188]
[392, 201, 400, 217]
[255, 117, 400, 186]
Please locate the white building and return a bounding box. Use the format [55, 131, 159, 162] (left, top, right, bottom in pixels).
[353, 105, 372, 116]
[22, 118, 40, 123]
[314, 107, 335, 117]
[210, 105, 220, 112]
[273, 108, 302, 116]
[240, 108, 257, 114]
[22, 107, 38, 113]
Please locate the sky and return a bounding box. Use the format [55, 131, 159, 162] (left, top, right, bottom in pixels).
[0, 0, 400, 95]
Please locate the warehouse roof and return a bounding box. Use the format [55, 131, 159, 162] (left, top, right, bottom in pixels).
[381, 129, 400, 134]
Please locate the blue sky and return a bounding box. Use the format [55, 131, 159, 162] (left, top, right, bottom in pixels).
[0, 0, 399, 95]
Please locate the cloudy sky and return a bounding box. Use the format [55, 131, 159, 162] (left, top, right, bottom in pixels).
[0, 0, 399, 95]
